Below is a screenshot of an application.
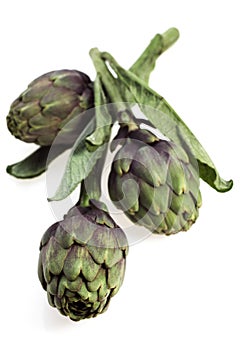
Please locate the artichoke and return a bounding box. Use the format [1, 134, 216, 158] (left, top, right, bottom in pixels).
[109, 128, 202, 235]
[38, 204, 128, 321]
[7, 70, 94, 146]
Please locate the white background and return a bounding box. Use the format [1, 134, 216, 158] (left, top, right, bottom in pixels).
[0, 1, 245, 349]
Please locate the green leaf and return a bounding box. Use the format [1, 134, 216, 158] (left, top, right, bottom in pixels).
[49, 118, 107, 201]
[86, 75, 112, 147]
[6, 145, 68, 179]
[103, 52, 233, 192]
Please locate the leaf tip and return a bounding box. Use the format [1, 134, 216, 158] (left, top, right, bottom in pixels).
[47, 194, 62, 202]
[212, 176, 233, 193]
[219, 178, 233, 193]
[6, 164, 13, 175]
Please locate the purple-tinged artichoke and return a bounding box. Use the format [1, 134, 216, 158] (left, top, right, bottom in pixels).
[109, 128, 202, 235]
[38, 204, 128, 321]
[7, 70, 93, 146]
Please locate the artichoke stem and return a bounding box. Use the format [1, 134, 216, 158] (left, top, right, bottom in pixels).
[90, 48, 139, 132]
[118, 110, 139, 132]
[78, 181, 90, 208]
[89, 48, 123, 103]
[129, 27, 180, 83]
[78, 144, 108, 209]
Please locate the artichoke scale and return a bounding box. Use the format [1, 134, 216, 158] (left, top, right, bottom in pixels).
[131, 145, 167, 186]
[167, 158, 187, 195]
[107, 259, 125, 291]
[63, 245, 83, 281]
[80, 247, 101, 282]
[87, 268, 106, 293]
[45, 237, 68, 276]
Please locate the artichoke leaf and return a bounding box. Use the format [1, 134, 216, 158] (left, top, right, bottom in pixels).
[103, 53, 233, 193]
[49, 118, 106, 201]
[6, 145, 68, 179]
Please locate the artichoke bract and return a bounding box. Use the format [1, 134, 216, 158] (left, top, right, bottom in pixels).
[109, 128, 202, 235]
[7, 70, 93, 146]
[38, 204, 128, 321]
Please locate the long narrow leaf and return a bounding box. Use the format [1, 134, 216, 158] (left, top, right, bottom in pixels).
[7, 145, 68, 179]
[48, 119, 107, 201]
[103, 52, 233, 192]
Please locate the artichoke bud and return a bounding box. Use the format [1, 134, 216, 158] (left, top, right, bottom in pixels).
[38, 205, 128, 321]
[7, 70, 94, 146]
[108, 128, 202, 235]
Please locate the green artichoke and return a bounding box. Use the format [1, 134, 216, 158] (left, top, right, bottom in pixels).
[38, 204, 128, 321]
[7, 70, 94, 146]
[109, 128, 202, 235]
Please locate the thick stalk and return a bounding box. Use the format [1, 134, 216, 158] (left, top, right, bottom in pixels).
[78, 181, 90, 207]
[129, 27, 179, 83]
[90, 28, 179, 126]
[90, 48, 123, 103]
[90, 48, 138, 129]
[78, 148, 107, 207]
